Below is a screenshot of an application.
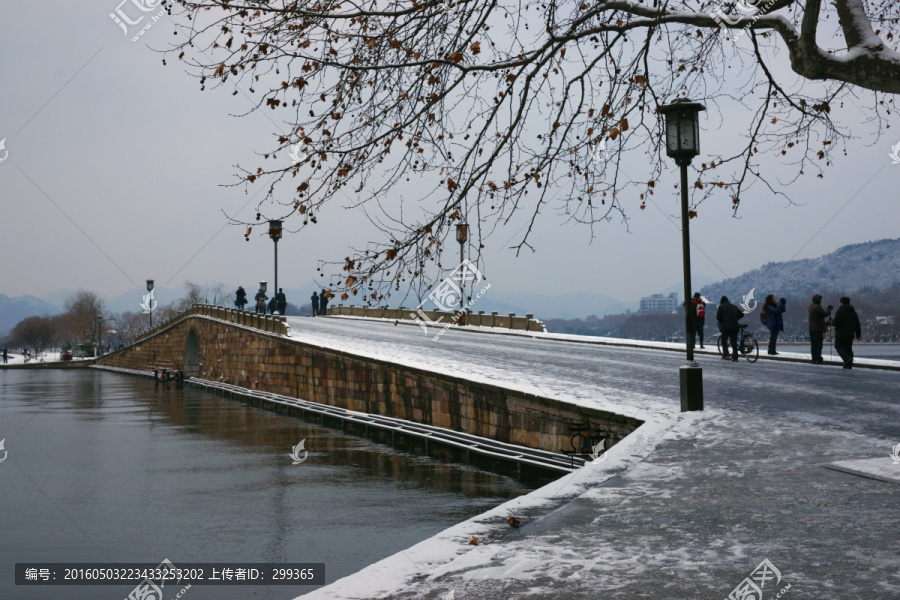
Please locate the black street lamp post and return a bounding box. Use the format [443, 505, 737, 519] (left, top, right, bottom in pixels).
[456, 223, 468, 317]
[659, 98, 706, 412]
[146, 279, 155, 328]
[268, 220, 283, 300]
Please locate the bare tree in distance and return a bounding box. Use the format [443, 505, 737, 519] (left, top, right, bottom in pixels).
[61, 290, 105, 346]
[11, 316, 58, 358]
[165, 0, 900, 303]
[172, 282, 230, 311]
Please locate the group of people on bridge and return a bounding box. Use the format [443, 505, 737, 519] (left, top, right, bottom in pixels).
[234, 285, 287, 315]
[309, 291, 329, 316]
[689, 293, 862, 369]
[231, 286, 331, 317]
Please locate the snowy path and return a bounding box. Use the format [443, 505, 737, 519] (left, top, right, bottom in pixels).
[282, 317, 900, 599]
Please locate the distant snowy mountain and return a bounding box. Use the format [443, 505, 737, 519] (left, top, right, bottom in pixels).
[700, 238, 900, 302]
[0, 294, 63, 337]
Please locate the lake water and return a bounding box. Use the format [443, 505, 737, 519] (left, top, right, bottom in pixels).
[0, 369, 536, 600]
[779, 343, 900, 360]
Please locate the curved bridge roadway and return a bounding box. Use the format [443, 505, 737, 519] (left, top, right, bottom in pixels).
[286, 316, 899, 440]
[285, 316, 900, 600]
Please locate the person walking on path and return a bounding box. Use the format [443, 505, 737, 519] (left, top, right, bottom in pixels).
[320, 291, 330, 316]
[832, 296, 861, 369]
[2, 347, 7, 364]
[276, 288, 287, 315]
[716, 296, 744, 362]
[235, 286, 248, 310]
[808, 295, 833, 364]
[255, 288, 268, 313]
[310, 291, 320, 316]
[692, 292, 707, 349]
[267, 297, 277, 314]
[763, 294, 786, 355]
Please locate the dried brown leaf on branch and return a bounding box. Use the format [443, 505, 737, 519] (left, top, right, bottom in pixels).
[165, 0, 900, 300]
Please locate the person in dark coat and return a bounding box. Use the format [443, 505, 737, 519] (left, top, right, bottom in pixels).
[235, 286, 248, 310]
[310, 292, 320, 316]
[255, 289, 268, 313]
[276, 288, 287, 315]
[320, 291, 330, 315]
[716, 296, 744, 362]
[2, 347, 7, 364]
[692, 292, 707, 349]
[763, 294, 786, 355]
[267, 297, 277, 314]
[832, 296, 861, 369]
[808, 294, 833, 364]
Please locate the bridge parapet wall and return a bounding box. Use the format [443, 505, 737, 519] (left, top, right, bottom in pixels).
[98, 318, 638, 453]
[132, 304, 289, 343]
[327, 305, 545, 332]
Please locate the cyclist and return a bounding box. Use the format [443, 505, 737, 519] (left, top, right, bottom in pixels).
[255, 288, 268, 313]
[716, 296, 745, 362]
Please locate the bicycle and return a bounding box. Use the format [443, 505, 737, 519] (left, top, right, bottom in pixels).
[717, 323, 759, 363]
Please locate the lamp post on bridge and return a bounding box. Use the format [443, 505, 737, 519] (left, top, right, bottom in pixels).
[456, 222, 468, 324]
[268, 219, 283, 303]
[146, 279, 155, 328]
[658, 98, 706, 412]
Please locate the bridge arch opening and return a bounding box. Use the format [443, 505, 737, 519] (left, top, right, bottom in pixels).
[184, 329, 201, 377]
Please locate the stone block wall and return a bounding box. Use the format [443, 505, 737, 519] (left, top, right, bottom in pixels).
[97, 316, 640, 453]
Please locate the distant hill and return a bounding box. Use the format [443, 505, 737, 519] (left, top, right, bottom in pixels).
[0, 294, 63, 337]
[544, 238, 900, 339]
[699, 238, 900, 303]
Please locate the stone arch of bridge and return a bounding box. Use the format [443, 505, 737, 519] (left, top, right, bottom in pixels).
[184, 328, 201, 377]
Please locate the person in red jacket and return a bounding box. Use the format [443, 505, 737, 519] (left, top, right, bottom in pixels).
[691, 292, 707, 349]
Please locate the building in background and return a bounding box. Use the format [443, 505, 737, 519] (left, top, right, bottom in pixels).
[639, 292, 678, 314]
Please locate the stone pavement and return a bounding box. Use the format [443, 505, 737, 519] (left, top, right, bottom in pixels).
[384, 410, 899, 599]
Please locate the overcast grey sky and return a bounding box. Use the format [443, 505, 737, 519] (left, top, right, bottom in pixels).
[1, 2, 898, 306]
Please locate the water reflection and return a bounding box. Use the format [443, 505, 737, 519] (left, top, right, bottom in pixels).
[0, 369, 539, 600]
[139, 380, 554, 495]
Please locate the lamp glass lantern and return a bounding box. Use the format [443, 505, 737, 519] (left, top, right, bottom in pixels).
[659, 99, 706, 166]
[146, 279, 155, 292]
[260, 281, 268, 293]
[456, 223, 468, 244]
[268, 219, 283, 241]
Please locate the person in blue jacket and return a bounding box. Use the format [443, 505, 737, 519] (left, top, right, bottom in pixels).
[763, 294, 786, 355]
